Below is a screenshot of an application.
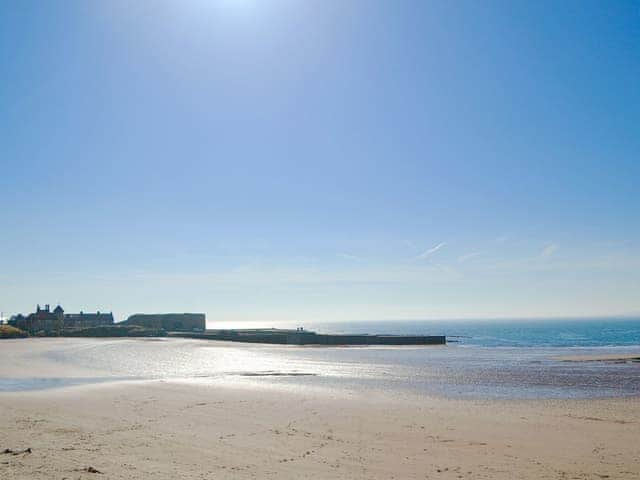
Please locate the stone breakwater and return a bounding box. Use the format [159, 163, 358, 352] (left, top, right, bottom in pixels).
[169, 328, 446, 345]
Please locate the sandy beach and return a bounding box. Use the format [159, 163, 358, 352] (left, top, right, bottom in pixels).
[1, 379, 639, 479]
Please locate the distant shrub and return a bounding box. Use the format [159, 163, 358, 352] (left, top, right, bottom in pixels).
[0, 325, 29, 338]
[62, 325, 167, 338]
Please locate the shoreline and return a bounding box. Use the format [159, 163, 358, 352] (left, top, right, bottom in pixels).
[3, 373, 640, 401]
[2, 337, 640, 399]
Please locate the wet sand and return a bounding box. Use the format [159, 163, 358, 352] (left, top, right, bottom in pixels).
[554, 353, 640, 362]
[1, 380, 639, 479]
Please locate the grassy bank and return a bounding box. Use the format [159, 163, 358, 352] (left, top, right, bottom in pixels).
[0, 325, 29, 338]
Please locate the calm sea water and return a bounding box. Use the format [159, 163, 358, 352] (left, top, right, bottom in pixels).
[308, 317, 640, 347]
[1, 318, 639, 399]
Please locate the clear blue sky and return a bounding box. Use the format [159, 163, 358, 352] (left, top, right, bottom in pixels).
[1, 0, 639, 323]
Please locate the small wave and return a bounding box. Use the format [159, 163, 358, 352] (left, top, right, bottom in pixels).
[235, 372, 317, 377]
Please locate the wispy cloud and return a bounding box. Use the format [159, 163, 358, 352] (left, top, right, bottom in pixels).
[337, 253, 358, 261]
[458, 252, 481, 263]
[540, 243, 559, 258]
[417, 242, 446, 260]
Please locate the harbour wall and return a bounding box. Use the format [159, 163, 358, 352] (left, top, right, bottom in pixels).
[169, 329, 446, 346]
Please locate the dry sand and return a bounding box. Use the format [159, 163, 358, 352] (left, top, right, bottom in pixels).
[1, 380, 639, 479]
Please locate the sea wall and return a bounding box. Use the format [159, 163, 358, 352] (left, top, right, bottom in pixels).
[169, 330, 446, 345]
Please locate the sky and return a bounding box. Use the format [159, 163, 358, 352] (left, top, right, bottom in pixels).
[1, 0, 639, 324]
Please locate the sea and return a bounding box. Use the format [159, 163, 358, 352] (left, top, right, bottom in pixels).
[1, 318, 639, 400]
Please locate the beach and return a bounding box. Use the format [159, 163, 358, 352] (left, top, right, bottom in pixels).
[1, 380, 639, 479]
[4, 0, 639, 476]
[1, 337, 639, 479]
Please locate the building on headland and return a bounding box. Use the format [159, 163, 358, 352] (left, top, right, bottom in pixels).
[63, 309, 114, 328]
[123, 313, 205, 332]
[9, 304, 63, 333]
[9, 304, 114, 334]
